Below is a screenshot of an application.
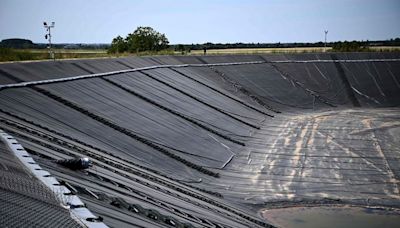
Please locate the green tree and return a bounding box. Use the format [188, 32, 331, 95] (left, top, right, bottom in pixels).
[126, 26, 169, 52]
[109, 35, 127, 54]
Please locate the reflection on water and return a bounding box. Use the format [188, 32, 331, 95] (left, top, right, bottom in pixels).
[262, 206, 400, 228]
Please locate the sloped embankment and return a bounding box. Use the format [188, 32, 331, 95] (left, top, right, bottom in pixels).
[0, 53, 399, 227]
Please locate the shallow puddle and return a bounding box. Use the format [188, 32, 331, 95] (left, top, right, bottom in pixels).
[262, 206, 400, 228]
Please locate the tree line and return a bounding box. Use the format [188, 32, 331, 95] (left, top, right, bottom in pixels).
[171, 38, 400, 52]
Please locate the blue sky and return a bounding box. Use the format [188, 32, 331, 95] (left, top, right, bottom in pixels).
[1, 0, 399, 44]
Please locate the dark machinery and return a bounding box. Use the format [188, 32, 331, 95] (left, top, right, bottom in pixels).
[57, 157, 92, 170]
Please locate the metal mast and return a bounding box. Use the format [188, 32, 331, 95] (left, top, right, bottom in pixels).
[44, 21, 55, 60]
[324, 30, 328, 52]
